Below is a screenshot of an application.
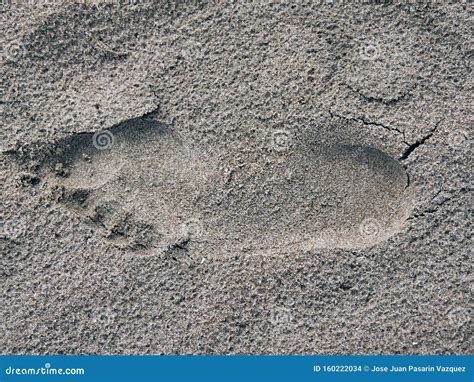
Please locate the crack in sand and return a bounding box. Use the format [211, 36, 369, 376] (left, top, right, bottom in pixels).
[399, 119, 443, 161]
[344, 83, 417, 106]
[328, 111, 444, 162]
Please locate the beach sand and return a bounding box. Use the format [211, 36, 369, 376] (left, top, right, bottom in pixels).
[1, 1, 471, 354]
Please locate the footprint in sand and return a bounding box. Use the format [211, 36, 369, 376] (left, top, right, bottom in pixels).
[40, 116, 413, 252]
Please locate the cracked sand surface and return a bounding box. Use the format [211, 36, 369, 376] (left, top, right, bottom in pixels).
[1, 1, 472, 354]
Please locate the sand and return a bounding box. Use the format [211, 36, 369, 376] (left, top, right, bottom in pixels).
[1, 0, 472, 354]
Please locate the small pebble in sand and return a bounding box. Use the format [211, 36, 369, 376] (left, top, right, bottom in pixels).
[54, 163, 70, 177]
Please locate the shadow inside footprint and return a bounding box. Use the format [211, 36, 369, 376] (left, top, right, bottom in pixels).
[42, 118, 413, 252]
